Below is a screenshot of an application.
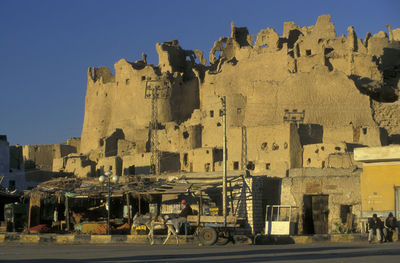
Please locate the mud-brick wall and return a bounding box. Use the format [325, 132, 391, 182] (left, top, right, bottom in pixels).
[281, 168, 362, 234]
[23, 144, 77, 171]
[231, 176, 266, 234]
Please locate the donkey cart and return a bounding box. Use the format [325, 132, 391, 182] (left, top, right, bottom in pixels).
[186, 215, 244, 246]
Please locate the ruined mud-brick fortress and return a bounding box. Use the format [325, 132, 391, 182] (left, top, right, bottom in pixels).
[21, 15, 400, 234]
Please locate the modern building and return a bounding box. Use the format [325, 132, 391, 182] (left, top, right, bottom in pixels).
[354, 146, 400, 220]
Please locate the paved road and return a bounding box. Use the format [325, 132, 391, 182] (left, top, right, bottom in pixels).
[0, 242, 399, 263]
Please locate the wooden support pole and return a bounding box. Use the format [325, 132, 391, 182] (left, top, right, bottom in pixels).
[138, 194, 141, 215]
[222, 96, 227, 226]
[229, 181, 234, 215]
[27, 199, 32, 229]
[198, 191, 202, 227]
[65, 196, 70, 232]
[126, 193, 131, 226]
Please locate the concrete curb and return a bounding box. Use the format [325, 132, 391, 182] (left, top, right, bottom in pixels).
[55, 235, 75, 244]
[291, 236, 313, 244]
[254, 234, 370, 245]
[19, 235, 40, 244]
[330, 234, 357, 243]
[0, 233, 376, 245]
[0, 233, 208, 245]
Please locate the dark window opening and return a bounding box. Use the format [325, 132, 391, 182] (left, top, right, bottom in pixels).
[210, 110, 214, 117]
[307, 158, 311, 164]
[266, 163, 271, 170]
[126, 79, 130, 85]
[206, 150, 209, 154]
[306, 49, 312, 56]
[183, 153, 188, 166]
[321, 161, 325, 168]
[362, 128, 367, 135]
[233, 161, 239, 170]
[284, 142, 288, 149]
[247, 161, 255, 170]
[261, 142, 268, 150]
[217, 122, 221, 127]
[205, 163, 210, 172]
[213, 149, 223, 162]
[219, 109, 224, 117]
[340, 205, 352, 224]
[183, 131, 189, 139]
[272, 143, 279, 151]
[128, 165, 135, 175]
[335, 146, 341, 151]
[324, 48, 334, 55]
[321, 146, 325, 151]
[141, 76, 146, 81]
[8, 180, 16, 191]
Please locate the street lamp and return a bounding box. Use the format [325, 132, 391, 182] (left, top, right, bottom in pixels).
[99, 170, 120, 235]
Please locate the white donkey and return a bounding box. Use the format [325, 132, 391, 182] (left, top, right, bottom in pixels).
[131, 214, 179, 245]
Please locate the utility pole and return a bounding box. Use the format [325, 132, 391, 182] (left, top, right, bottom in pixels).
[145, 76, 170, 175]
[98, 166, 120, 235]
[241, 126, 247, 170]
[221, 96, 227, 226]
[150, 86, 160, 176]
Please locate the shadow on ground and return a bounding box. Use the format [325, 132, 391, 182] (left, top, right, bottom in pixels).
[5, 244, 400, 263]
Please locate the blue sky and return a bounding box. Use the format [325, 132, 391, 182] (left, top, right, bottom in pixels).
[0, 0, 399, 145]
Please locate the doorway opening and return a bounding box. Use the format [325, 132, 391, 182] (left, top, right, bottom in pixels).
[303, 195, 329, 234]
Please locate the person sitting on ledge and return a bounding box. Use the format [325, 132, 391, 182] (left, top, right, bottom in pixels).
[368, 213, 383, 244]
[383, 212, 398, 242]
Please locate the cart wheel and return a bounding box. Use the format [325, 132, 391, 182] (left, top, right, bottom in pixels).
[198, 227, 218, 246]
[216, 231, 230, 246]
